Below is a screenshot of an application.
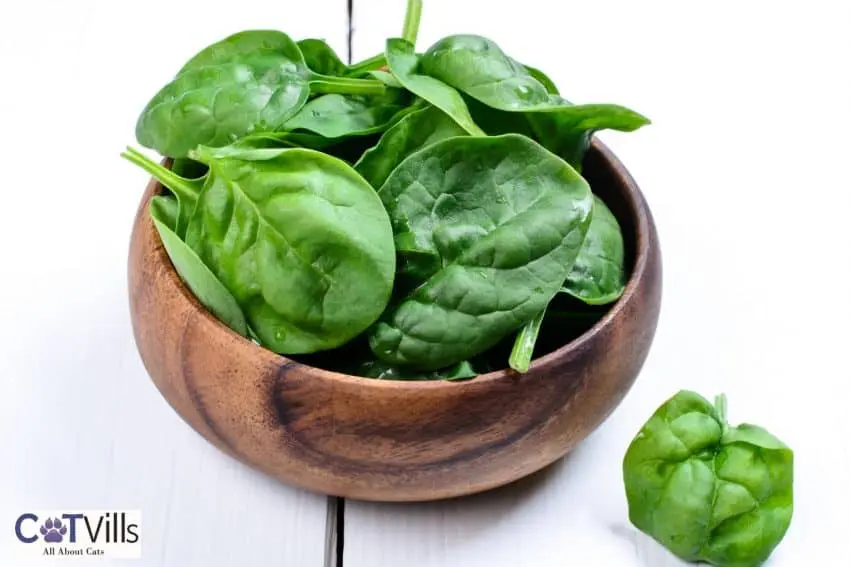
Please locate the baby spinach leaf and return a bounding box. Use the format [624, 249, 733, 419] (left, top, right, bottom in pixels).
[420, 35, 565, 111]
[136, 30, 386, 157]
[283, 92, 410, 139]
[623, 391, 794, 567]
[150, 194, 178, 232]
[369, 134, 593, 370]
[135, 56, 311, 158]
[563, 196, 625, 305]
[418, 34, 649, 167]
[127, 144, 396, 354]
[149, 195, 249, 337]
[297, 38, 347, 76]
[356, 359, 477, 381]
[527, 105, 650, 170]
[521, 62, 560, 95]
[122, 147, 203, 239]
[385, 38, 486, 136]
[367, 70, 403, 88]
[354, 105, 468, 189]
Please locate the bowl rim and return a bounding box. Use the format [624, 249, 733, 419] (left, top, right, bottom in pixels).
[142, 137, 650, 390]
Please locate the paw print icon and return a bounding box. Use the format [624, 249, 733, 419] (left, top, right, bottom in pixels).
[40, 518, 67, 543]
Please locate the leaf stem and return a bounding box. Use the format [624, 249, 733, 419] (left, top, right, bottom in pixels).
[345, 53, 387, 76]
[121, 146, 202, 204]
[509, 308, 546, 373]
[402, 0, 423, 46]
[309, 74, 387, 96]
[715, 393, 728, 424]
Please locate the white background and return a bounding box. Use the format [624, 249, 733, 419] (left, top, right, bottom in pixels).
[1, 1, 848, 566]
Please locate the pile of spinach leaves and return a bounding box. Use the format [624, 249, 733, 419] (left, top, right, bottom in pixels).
[123, 0, 649, 380]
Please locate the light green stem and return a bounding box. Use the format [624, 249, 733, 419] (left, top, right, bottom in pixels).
[121, 147, 202, 204]
[310, 73, 386, 96]
[345, 53, 387, 76]
[402, 0, 423, 46]
[509, 308, 547, 373]
[715, 393, 728, 425]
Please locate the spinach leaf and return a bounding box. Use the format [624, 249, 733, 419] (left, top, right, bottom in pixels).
[527, 105, 650, 170]
[420, 35, 564, 111]
[148, 195, 249, 337]
[283, 92, 410, 139]
[136, 30, 386, 157]
[521, 62, 560, 95]
[368, 70, 404, 88]
[354, 105, 467, 189]
[385, 38, 486, 136]
[123, 147, 203, 239]
[563, 196, 625, 305]
[508, 195, 625, 372]
[356, 359, 477, 381]
[369, 134, 593, 370]
[623, 391, 794, 567]
[297, 38, 347, 76]
[125, 144, 396, 354]
[150, 194, 178, 231]
[418, 34, 648, 167]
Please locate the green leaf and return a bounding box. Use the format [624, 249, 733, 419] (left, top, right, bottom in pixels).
[149, 197, 248, 337]
[521, 62, 560, 95]
[135, 55, 311, 158]
[421, 35, 563, 111]
[136, 30, 387, 157]
[297, 38, 347, 76]
[150, 195, 178, 232]
[183, 144, 396, 354]
[368, 70, 404, 88]
[623, 390, 794, 567]
[563, 196, 626, 304]
[527, 104, 650, 169]
[418, 34, 649, 167]
[354, 105, 467, 189]
[283, 93, 409, 139]
[369, 134, 593, 370]
[121, 147, 203, 239]
[385, 38, 485, 136]
[356, 359, 477, 381]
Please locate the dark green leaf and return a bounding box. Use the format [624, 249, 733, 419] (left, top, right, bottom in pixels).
[385, 38, 485, 136]
[420, 35, 564, 110]
[418, 34, 648, 167]
[356, 359, 477, 381]
[283, 93, 409, 139]
[521, 62, 560, 95]
[563, 196, 625, 305]
[297, 38, 347, 76]
[369, 134, 593, 370]
[354, 105, 467, 189]
[527, 105, 650, 169]
[136, 31, 387, 157]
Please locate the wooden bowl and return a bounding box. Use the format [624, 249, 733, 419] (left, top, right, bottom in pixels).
[127, 139, 662, 502]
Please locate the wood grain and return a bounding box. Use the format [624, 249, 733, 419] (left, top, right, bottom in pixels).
[127, 139, 661, 502]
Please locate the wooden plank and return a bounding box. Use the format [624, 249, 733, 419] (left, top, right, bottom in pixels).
[346, 1, 850, 565]
[0, 1, 348, 565]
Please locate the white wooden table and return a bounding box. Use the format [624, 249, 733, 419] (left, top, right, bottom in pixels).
[2, 1, 848, 565]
